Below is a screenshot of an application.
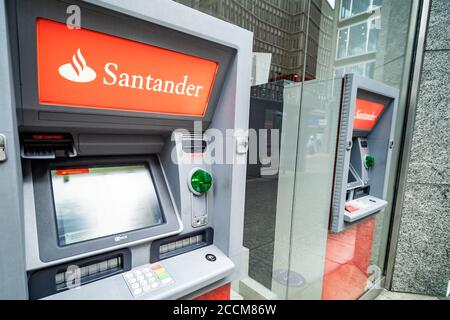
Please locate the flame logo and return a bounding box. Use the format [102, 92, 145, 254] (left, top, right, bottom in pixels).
[58, 48, 96, 83]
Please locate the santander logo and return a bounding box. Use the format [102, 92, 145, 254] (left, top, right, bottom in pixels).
[58, 48, 97, 83]
[353, 98, 385, 131]
[57, 48, 205, 97]
[354, 109, 378, 121]
[37, 18, 218, 116]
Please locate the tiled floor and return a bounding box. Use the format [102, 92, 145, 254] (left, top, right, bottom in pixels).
[375, 290, 440, 300]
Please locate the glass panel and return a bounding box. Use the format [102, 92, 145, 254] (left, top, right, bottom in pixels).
[368, 18, 380, 52]
[365, 61, 376, 78]
[346, 62, 365, 76]
[348, 22, 368, 56]
[352, 0, 370, 15]
[286, 0, 417, 300]
[372, 0, 383, 7]
[276, 78, 341, 299]
[340, 0, 352, 19]
[174, 0, 313, 299]
[337, 28, 349, 59]
[176, 0, 418, 300]
[334, 67, 345, 78]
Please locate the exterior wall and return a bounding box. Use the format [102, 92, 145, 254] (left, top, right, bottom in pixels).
[391, 0, 450, 297]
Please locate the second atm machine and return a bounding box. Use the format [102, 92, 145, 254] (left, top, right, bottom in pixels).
[4, 0, 252, 299]
[331, 74, 399, 233]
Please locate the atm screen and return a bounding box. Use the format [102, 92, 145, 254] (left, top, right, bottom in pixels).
[50, 165, 163, 246]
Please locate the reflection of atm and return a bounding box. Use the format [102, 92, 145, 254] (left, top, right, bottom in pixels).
[331, 74, 399, 233]
[0, 0, 252, 299]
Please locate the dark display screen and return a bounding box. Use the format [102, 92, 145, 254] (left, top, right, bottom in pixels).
[348, 169, 358, 183]
[51, 165, 163, 246]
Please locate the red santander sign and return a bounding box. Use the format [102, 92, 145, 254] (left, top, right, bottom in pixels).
[353, 98, 385, 131]
[36, 18, 218, 117]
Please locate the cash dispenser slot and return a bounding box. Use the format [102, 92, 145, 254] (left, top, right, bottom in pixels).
[21, 133, 77, 159]
[150, 228, 214, 263]
[28, 249, 131, 300]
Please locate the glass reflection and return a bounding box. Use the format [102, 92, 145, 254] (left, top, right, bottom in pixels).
[174, 0, 416, 300]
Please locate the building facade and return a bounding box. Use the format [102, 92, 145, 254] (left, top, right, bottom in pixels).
[175, 0, 334, 81]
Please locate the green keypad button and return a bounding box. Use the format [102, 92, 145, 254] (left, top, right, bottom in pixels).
[157, 272, 169, 280]
[364, 155, 375, 168]
[190, 169, 212, 194]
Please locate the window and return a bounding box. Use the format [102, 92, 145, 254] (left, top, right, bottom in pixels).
[348, 22, 367, 56]
[337, 29, 348, 59]
[352, 0, 370, 15]
[341, 0, 351, 19]
[368, 18, 380, 52]
[340, 0, 383, 20]
[365, 61, 375, 78]
[336, 17, 380, 59]
[372, 0, 383, 7]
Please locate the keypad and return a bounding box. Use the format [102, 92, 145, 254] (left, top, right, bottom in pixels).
[123, 263, 174, 297]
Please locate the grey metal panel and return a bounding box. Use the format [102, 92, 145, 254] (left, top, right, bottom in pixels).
[159, 132, 214, 234]
[0, 0, 28, 299]
[15, 0, 236, 133]
[77, 134, 164, 156]
[159, 137, 182, 213]
[331, 74, 355, 232]
[367, 101, 394, 198]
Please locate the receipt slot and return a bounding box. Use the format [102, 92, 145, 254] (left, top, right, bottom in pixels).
[330, 74, 399, 233]
[0, 0, 252, 299]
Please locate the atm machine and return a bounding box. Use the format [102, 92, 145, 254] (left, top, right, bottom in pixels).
[330, 74, 399, 233]
[0, 0, 252, 299]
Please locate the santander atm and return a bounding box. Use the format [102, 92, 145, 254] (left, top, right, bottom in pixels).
[0, 0, 252, 299]
[331, 74, 399, 233]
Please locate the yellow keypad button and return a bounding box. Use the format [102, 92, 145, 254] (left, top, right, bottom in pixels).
[154, 268, 167, 275]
